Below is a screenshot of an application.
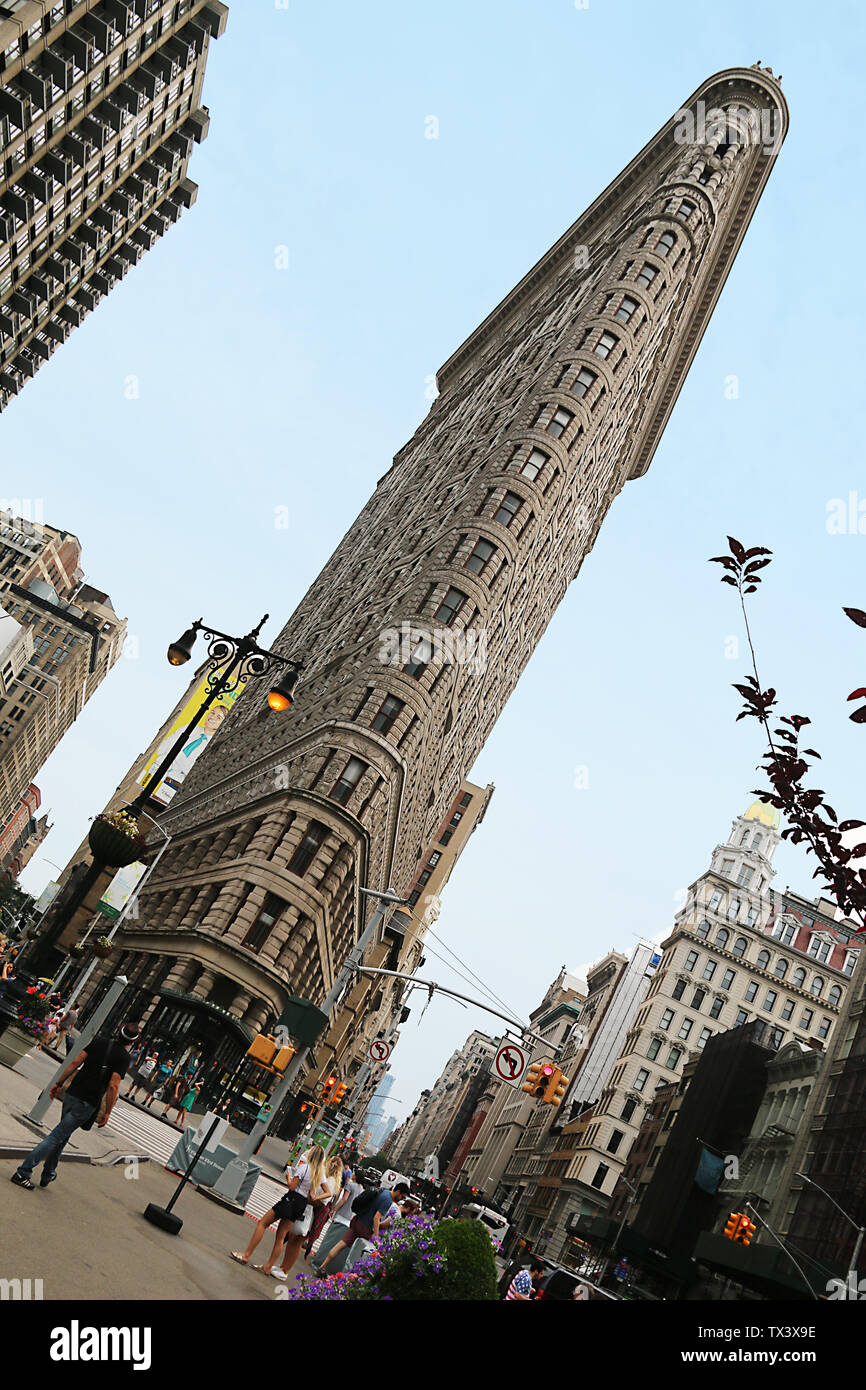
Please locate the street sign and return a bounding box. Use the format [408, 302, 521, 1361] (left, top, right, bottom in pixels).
[256, 1102, 273, 1123]
[493, 1038, 530, 1088]
[369, 1038, 391, 1062]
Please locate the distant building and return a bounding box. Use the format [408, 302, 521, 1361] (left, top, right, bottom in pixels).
[0, 0, 229, 409]
[0, 510, 125, 824]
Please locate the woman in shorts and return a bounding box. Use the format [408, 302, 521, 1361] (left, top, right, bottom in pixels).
[230, 1145, 329, 1278]
[125, 1049, 159, 1102]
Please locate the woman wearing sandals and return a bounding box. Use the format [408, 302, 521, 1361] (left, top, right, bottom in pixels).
[231, 1145, 332, 1280]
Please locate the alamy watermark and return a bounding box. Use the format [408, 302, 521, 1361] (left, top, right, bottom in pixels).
[378, 622, 488, 674]
[673, 101, 782, 157]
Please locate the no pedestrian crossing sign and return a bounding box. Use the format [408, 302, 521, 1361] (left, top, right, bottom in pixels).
[493, 1037, 530, 1088]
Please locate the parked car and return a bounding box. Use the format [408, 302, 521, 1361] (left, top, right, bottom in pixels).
[536, 1258, 622, 1301]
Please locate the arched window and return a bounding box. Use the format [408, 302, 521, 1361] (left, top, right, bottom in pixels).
[731, 937, 748, 959]
[715, 928, 730, 949]
[793, 967, 806, 989]
[774, 959, 788, 979]
[752, 833, 762, 851]
[757, 950, 770, 971]
[696, 919, 711, 939]
[810, 976, 824, 999]
[828, 985, 842, 1007]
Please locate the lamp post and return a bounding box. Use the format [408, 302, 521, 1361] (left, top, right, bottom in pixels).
[795, 1170, 865, 1295]
[28, 614, 302, 972]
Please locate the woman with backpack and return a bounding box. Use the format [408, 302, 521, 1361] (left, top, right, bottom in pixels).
[312, 1165, 363, 1272]
[313, 1179, 411, 1276]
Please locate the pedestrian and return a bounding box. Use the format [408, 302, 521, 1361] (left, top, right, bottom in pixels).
[54, 1003, 80, 1055]
[144, 1055, 174, 1108]
[230, 1144, 330, 1279]
[313, 1165, 363, 1273]
[313, 1180, 411, 1276]
[160, 1070, 191, 1126]
[0, 949, 15, 1004]
[125, 1048, 159, 1101]
[176, 1077, 202, 1128]
[9, 1022, 141, 1190]
[304, 1153, 344, 1260]
[498, 1246, 532, 1298]
[505, 1257, 545, 1301]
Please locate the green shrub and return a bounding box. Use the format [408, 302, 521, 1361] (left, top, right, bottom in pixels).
[433, 1219, 498, 1301]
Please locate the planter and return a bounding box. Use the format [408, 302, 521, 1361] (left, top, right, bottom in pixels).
[88, 817, 142, 867]
[92, 942, 113, 960]
[0, 1022, 36, 1070]
[70, 944, 86, 958]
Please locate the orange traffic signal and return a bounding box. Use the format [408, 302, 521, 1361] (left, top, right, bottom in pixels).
[331, 1082, 349, 1105]
[543, 1067, 570, 1106]
[523, 1061, 555, 1099]
[724, 1212, 755, 1243]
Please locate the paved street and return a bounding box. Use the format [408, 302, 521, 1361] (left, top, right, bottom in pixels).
[0, 1049, 318, 1300]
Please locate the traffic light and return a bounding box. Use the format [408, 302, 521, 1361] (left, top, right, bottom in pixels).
[320, 1074, 338, 1102]
[331, 1082, 349, 1104]
[724, 1211, 755, 1243]
[734, 1215, 756, 1246]
[543, 1067, 570, 1106]
[522, 1061, 554, 1098]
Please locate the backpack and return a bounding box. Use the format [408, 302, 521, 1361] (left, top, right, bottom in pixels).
[352, 1186, 379, 1217]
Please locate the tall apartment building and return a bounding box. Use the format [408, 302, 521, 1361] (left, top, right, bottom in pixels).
[0, 509, 125, 822]
[512, 942, 661, 1258]
[0, 0, 228, 410]
[460, 968, 584, 1205]
[83, 68, 788, 1095]
[392, 1031, 497, 1175]
[560, 804, 857, 1242]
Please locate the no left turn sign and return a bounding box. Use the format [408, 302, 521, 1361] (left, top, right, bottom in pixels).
[494, 1038, 530, 1088]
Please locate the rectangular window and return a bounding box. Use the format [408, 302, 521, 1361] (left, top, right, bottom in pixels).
[591, 1163, 609, 1191]
[433, 586, 466, 626]
[735, 1009, 749, 1027]
[684, 950, 699, 972]
[708, 889, 723, 912]
[572, 366, 597, 397]
[781, 999, 795, 1021]
[465, 537, 496, 575]
[621, 1097, 637, 1122]
[736, 866, 753, 887]
[691, 988, 706, 1010]
[607, 1129, 625, 1155]
[647, 1038, 661, 1060]
[242, 891, 286, 953]
[665, 1046, 682, 1070]
[634, 1068, 649, 1092]
[330, 755, 367, 805]
[520, 447, 549, 481]
[818, 1017, 831, 1039]
[405, 635, 433, 678]
[808, 937, 832, 963]
[615, 295, 638, 324]
[678, 1019, 693, 1040]
[799, 1009, 814, 1031]
[372, 695, 403, 734]
[763, 989, 778, 1013]
[287, 822, 328, 876]
[672, 979, 686, 1001]
[709, 996, 723, 1020]
[697, 1027, 712, 1049]
[493, 491, 522, 527]
[702, 961, 717, 981]
[721, 969, 735, 990]
[547, 406, 574, 439]
[744, 981, 759, 1003]
[594, 330, 618, 359]
[659, 1008, 674, 1030]
[636, 262, 658, 289]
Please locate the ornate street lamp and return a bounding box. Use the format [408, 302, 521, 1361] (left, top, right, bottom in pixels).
[28, 614, 302, 971]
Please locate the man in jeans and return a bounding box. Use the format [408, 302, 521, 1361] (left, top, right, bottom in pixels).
[10, 1021, 140, 1190]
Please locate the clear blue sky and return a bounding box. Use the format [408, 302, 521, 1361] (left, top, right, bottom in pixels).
[10, 0, 866, 1123]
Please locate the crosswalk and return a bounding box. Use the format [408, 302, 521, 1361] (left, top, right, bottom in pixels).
[105, 1099, 289, 1225]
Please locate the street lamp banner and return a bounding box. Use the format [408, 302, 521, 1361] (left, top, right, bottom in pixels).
[135, 664, 245, 805]
[95, 860, 147, 920]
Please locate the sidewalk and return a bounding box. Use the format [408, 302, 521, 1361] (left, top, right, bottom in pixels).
[0, 1049, 317, 1301]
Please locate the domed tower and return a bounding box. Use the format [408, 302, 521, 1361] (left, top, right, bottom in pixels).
[709, 799, 782, 893]
[107, 69, 789, 1046]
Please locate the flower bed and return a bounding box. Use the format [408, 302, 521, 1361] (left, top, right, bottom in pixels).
[286, 1214, 497, 1302]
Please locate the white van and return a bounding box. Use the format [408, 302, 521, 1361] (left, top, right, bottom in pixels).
[459, 1202, 510, 1252]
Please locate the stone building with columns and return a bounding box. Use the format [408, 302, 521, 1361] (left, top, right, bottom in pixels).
[79, 67, 787, 1114]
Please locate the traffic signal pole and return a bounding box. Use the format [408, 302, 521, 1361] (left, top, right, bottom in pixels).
[212, 893, 401, 1202]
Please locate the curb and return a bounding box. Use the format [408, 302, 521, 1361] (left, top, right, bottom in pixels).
[0, 1143, 91, 1163]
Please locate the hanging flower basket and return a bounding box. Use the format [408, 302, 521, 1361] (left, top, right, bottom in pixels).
[88, 810, 147, 867]
[69, 943, 86, 958]
[92, 937, 114, 959]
